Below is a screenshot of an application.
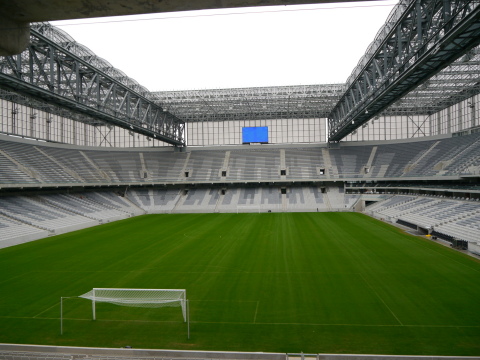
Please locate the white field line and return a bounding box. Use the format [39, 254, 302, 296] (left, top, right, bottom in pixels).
[33, 302, 61, 318]
[358, 272, 403, 326]
[1, 315, 479, 328]
[253, 301, 259, 323]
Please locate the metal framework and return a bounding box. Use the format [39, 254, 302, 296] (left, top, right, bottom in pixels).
[0, 88, 108, 125]
[0, 5, 479, 146]
[328, 0, 480, 142]
[382, 45, 480, 116]
[153, 85, 345, 122]
[0, 23, 185, 146]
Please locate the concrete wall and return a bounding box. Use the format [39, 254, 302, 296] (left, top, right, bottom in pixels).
[0, 344, 478, 360]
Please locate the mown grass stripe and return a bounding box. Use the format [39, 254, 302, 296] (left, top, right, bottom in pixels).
[0, 213, 479, 355]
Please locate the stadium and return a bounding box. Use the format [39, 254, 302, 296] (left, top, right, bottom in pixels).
[0, 0, 480, 359]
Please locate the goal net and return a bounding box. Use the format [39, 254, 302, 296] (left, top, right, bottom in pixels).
[79, 288, 187, 320]
[236, 204, 261, 213]
[62, 288, 189, 337]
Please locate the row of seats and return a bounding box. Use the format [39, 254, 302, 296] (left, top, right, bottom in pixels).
[0, 193, 134, 247]
[367, 195, 480, 243]
[1, 132, 479, 185]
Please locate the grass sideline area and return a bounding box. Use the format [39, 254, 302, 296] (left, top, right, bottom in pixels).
[0, 212, 479, 355]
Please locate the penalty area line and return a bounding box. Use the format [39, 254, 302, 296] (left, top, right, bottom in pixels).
[0, 316, 189, 324]
[358, 272, 404, 326]
[1, 315, 479, 328]
[33, 301, 63, 318]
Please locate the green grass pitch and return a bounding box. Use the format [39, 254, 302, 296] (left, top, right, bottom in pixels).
[1, 212, 479, 355]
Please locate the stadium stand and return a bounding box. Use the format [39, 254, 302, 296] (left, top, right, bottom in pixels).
[0, 139, 78, 183]
[216, 188, 242, 213]
[83, 191, 144, 216]
[367, 195, 480, 243]
[39, 194, 130, 222]
[39, 147, 106, 182]
[176, 188, 220, 213]
[1, 133, 479, 187]
[0, 132, 479, 252]
[142, 151, 188, 182]
[185, 150, 225, 181]
[0, 196, 97, 235]
[260, 187, 282, 211]
[0, 148, 40, 184]
[284, 148, 324, 179]
[227, 149, 280, 181]
[345, 194, 361, 209]
[325, 185, 347, 209]
[0, 213, 49, 249]
[286, 187, 330, 212]
[126, 188, 181, 213]
[329, 146, 372, 178]
[368, 141, 437, 178]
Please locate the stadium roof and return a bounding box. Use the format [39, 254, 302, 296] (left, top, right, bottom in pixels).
[382, 47, 480, 116]
[152, 0, 480, 124]
[152, 44, 480, 122]
[152, 85, 345, 122]
[0, 0, 479, 142]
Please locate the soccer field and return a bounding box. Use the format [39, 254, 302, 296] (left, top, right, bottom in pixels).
[0, 212, 479, 356]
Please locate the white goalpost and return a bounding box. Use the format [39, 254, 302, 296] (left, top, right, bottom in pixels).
[61, 288, 189, 338]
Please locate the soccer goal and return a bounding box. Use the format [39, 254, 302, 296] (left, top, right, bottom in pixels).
[61, 288, 189, 338]
[236, 204, 261, 213]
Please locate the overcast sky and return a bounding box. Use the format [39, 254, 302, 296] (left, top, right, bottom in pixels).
[51, 0, 398, 92]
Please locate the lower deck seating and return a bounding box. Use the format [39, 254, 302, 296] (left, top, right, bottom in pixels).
[0, 214, 49, 249]
[286, 187, 327, 211]
[40, 194, 130, 222]
[2, 189, 479, 254]
[176, 189, 219, 212]
[127, 188, 181, 213]
[0, 196, 96, 232]
[367, 195, 480, 243]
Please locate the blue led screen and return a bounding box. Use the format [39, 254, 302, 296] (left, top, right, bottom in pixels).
[242, 127, 268, 143]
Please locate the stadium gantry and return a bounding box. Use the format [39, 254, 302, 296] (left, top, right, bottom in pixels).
[0, 23, 186, 146]
[327, 0, 480, 141]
